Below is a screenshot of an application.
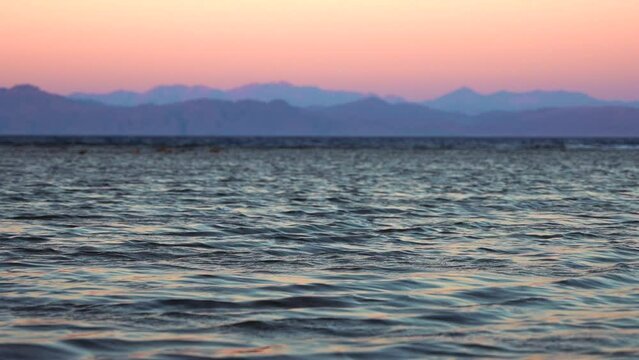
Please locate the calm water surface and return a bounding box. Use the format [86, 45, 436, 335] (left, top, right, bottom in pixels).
[1, 139, 638, 359]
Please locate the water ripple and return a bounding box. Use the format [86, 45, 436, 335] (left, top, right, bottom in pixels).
[1, 142, 638, 358]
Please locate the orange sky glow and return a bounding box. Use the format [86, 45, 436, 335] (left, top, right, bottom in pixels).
[2, 0, 638, 100]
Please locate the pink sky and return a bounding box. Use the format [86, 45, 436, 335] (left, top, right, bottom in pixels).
[2, 0, 638, 100]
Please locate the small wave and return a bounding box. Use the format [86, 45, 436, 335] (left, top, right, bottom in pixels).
[222, 317, 393, 337]
[10, 214, 110, 221]
[153, 296, 351, 311]
[418, 310, 499, 326]
[63, 338, 207, 352]
[0, 235, 50, 243]
[158, 231, 221, 237]
[0, 344, 79, 360]
[555, 277, 614, 290]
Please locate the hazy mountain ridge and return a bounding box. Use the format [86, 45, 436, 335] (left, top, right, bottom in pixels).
[70, 82, 401, 108]
[312, 97, 468, 136]
[2, 85, 330, 136]
[3, 85, 639, 136]
[70, 82, 639, 113]
[424, 87, 639, 114]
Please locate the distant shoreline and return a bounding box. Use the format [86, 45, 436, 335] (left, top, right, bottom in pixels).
[2, 136, 639, 150]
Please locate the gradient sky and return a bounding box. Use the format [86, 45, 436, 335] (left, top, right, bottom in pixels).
[2, 0, 638, 100]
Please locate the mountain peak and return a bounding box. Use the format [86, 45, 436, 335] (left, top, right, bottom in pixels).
[425, 87, 619, 114]
[355, 96, 388, 105]
[273, 81, 293, 87]
[10, 84, 42, 94]
[449, 87, 480, 96]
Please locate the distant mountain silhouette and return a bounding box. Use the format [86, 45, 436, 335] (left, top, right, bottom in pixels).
[470, 107, 639, 137]
[425, 87, 638, 114]
[71, 82, 639, 114]
[70, 82, 402, 107]
[2, 85, 639, 136]
[2, 85, 328, 135]
[225, 82, 385, 106]
[70, 85, 228, 107]
[313, 97, 466, 136]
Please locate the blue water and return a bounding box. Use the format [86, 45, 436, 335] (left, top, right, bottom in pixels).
[1, 138, 638, 359]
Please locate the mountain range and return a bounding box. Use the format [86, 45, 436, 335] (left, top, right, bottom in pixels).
[70, 82, 398, 108]
[424, 87, 639, 114]
[71, 82, 639, 114]
[2, 84, 639, 137]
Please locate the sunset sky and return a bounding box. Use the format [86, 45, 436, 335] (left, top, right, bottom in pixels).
[2, 0, 638, 100]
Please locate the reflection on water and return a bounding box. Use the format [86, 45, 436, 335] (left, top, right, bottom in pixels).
[1, 140, 638, 358]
